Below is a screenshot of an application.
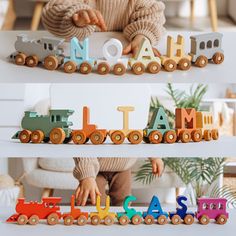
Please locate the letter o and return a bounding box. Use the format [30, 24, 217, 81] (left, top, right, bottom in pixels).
[102, 38, 123, 62]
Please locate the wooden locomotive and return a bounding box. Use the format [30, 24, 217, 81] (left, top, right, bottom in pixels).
[7, 195, 229, 226]
[13, 106, 219, 145]
[9, 32, 224, 75]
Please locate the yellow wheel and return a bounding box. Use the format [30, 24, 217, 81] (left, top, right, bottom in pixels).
[79, 62, 92, 74]
[47, 213, 59, 225]
[64, 215, 74, 226]
[132, 62, 145, 75]
[17, 215, 28, 225]
[31, 130, 44, 143]
[44, 56, 58, 70]
[49, 128, 66, 144]
[19, 129, 32, 143]
[110, 130, 125, 144]
[113, 63, 126, 75]
[28, 215, 39, 225]
[15, 53, 26, 65]
[26, 55, 38, 67]
[127, 130, 143, 144]
[212, 52, 224, 64]
[64, 61, 77, 73]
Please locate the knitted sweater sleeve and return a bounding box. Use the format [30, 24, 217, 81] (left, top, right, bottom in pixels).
[42, 0, 96, 40]
[124, 0, 166, 45]
[73, 157, 100, 181]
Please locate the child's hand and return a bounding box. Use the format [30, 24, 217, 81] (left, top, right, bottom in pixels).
[72, 9, 107, 31]
[123, 34, 161, 57]
[151, 158, 164, 177]
[75, 177, 101, 206]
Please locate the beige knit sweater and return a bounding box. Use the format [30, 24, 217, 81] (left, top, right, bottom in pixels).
[42, 0, 166, 45]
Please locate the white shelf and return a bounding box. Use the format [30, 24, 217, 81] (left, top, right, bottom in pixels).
[0, 136, 235, 158]
[0, 31, 235, 84]
[0, 206, 235, 236]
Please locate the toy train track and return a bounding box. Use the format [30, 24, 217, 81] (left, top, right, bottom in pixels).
[6, 195, 229, 226]
[9, 33, 224, 75]
[12, 106, 219, 145]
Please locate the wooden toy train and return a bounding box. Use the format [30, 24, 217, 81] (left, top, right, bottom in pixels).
[12, 106, 219, 145]
[6, 195, 229, 226]
[9, 32, 224, 75]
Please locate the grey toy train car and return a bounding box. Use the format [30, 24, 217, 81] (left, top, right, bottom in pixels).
[189, 32, 224, 68]
[10, 34, 65, 70]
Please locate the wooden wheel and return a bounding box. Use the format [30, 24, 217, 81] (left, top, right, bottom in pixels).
[19, 129, 32, 143]
[184, 214, 194, 225]
[44, 56, 58, 70]
[132, 62, 145, 75]
[127, 130, 142, 144]
[79, 62, 92, 74]
[47, 213, 59, 225]
[90, 131, 105, 144]
[104, 215, 114, 225]
[203, 130, 212, 141]
[64, 215, 74, 226]
[149, 130, 163, 144]
[49, 128, 66, 144]
[195, 55, 208, 68]
[113, 63, 126, 75]
[28, 215, 39, 225]
[171, 215, 181, 225]
[191, 129, 202, 142]
[91, 215, 101, 225]
[72, 130, 87, 144]
[212, 129, 219, 140]
[144, 215, 154, 225]
[164, 130, 177, 144]
[178, 58, 191, 70]
[131, 215, 142, 225]
[216, 214, 227, 225]
[26, 55, 38, 67]
[15, 53, 26, 65]
[119, 215, 129, 225]
[110, 130, 125, 144]
[64, 61, 77, 73]
[157, 215, 167, 225]
[97, 62, 110, 75]
[77, 215, 87, 226]
[17, 214, 28, 225]
[163, 59, 177, 72]
[179, 130, 191, 143]
[147, 61, 161, 74]
[31, 130, 44, 143]
[199, 215, 209, 225]
[212, 52, 224, 64]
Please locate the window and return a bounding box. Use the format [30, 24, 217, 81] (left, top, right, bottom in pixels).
[56, 115, 60, 122]
[51, 115, 54, 122]
[204, 116, 207, 124]
[219, 203, 223, 210]
[207, 40, 212, 49]
[202, 203, 208, 210]
[210, 116, 213, 124]
[44, 43, 47, 50]
[207, 116, 210, 124]
[214, 39, 219, 47]
[200, 42, 205, 50]
[48, 43, 53, 51]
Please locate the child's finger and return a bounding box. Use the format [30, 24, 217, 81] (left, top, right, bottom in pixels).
[123, 44, 132, 55]
[75, 186, 80, 199]
[81, 191, 89, 206]
[132, 46, 139, 57]
[153, 47, 161, 57]
[87, 9, 98, 24]
[95, 186, 101, 196]
[79, 10, 90, 24]
[90, 191, 96, 205]
[152, 163, 157, 175]
[95, 10, 107, 31]
[72, 13, 79, 23]
[77, 190, 84, 205]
